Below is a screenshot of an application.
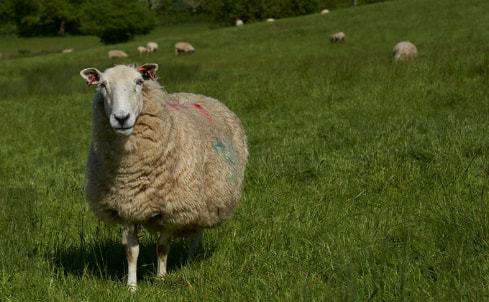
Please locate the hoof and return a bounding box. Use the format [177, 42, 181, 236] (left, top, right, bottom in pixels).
[128, 284, 137, 293]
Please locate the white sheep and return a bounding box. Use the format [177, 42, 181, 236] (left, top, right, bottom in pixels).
[79, 64, 248, 291]
[266, 18, 275, 23]
[321, 9, 330, 15]
[174, 42, 195, 56]
[330, 32, 346, 43]
[146, 42, 159, 52]
[62, 48, 74, 54]
[137, 46, 149, 55]
[108, 50, 128, 59]
[393, 41, 418, 62]
[236, 19, 244, 27]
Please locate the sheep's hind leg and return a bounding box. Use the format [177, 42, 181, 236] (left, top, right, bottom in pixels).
[156, 232, 171, 278]
[122, 224, 139, 292]
[187, 229, 203, 260]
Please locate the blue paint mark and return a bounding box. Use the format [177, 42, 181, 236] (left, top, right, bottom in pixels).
[212, 140, 226, 153]
[212, 138, 239, 183]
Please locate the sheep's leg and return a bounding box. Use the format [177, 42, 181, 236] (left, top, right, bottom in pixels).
[122, 224, 139, 291]
[156, 232, 171, 278]
[187, 229, 203, 260]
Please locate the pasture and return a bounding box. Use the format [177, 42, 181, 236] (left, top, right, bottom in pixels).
[2, 0, 489, 300]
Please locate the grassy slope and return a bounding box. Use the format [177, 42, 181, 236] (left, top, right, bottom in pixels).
[2, 0, 489, 300]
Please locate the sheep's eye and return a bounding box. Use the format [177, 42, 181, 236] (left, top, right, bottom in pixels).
[99, 82, 106, 89]
[136, 79, 144, 86]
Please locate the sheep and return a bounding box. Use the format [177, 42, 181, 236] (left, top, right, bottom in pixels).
[321, 9, 330, 15]
[330, 32, 346, 43]
[146, 42, 159, 52]
[108, 50, 128, 59]
[393, 41, 418, 62]
[174, 42, 195, 56]
[236, 19, 244, 27]
[62, 48, 74, 54]
[266, 18, 275, 23]
[79, 63, 248, 291]
[137, 46, 149, 55]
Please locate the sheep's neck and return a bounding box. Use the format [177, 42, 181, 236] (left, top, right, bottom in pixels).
[93, 93, 173, 173]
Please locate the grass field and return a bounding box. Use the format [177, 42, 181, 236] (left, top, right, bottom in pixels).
[2, 0, 489, 300]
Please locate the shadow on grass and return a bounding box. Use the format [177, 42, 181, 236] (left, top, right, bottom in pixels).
[52, 238, 215, 281]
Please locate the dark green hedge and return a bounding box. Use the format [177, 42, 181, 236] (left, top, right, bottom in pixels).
[80, 0, 156, 44]
[0, 0, 156, 44]
[0, 0, 392, 39]
[201, 0, 391, 25]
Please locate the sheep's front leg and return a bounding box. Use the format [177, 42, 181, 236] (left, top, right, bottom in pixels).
[122, 225, 139, 291]
[157, 232, 171, 278]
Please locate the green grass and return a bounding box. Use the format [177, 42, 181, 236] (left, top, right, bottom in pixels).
[2, 0, 489, 300]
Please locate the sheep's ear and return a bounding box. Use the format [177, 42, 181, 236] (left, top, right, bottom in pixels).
[80, 68, 102, 86]
[137, 63, 158, 81]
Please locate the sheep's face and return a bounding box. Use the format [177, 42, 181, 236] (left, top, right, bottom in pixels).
[80, 64, 158, 136]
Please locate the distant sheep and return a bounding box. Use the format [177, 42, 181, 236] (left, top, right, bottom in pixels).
[147, 42, 159, 52]
[62, 48, 74, 54]
[393, 41, 418, 62]
[79, 64, 248, 291]
[108, 50, 128, 59]
[137, 46, 149, 55]
[266, 18, 275, 22]
[321, 9, 330, 15]
[174, 42, 195, 56]
[330, 32, 346, 43]
[236, 19, 244, 27]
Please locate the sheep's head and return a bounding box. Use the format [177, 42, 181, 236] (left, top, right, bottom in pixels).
[80, 64, 158, 136]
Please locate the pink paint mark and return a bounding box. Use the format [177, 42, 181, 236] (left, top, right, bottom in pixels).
[166, 101, 213, 122]
[166, 100, 181, 111]
[192, 103, 212, 122]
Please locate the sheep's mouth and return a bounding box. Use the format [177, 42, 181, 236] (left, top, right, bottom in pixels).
[114, 126, 133, 130]
[113, 126, 134, 136]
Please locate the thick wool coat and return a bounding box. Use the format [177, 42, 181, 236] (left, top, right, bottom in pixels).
[85, 81, 248, 233]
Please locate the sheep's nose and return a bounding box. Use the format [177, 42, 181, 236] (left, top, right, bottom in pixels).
[114, 113, 130, 126]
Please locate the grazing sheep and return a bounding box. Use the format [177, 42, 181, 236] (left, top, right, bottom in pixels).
[79, 64, 248, 291]
[146, 42, 159, 52]
[393, 41, 418, 62]
[174, 42, 195, 56]
[108, 50, 128, 59]
[266, 18, 275, 23]
[137, 46, 149, 55]
[62, 48, 74, 54]
[321, 9, 330, 15]
[236, 19, 244, 27]
[330, 32, 346, 43]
